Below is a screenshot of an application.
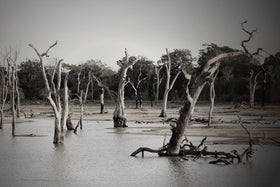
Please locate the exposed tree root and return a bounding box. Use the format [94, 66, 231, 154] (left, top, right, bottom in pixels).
[131, 117, 257, 165]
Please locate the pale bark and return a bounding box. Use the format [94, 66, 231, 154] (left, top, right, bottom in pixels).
[113, 49, 138, 127]
[249, 69, 261, 108]
[7, 53, 18, 136]
[154, 64, 163, 104]
[208, 69, 219, 126]
[0, 54, 9, 129]
[76, 70, 91, 130]
[29, 41, 69, 144]
[92, 74, 116, 113]
[15, 71, 20, 118]
[159, 49, 181, 117]
[100, 87, 104, 114]
[167, 51, 248, 155]
[132, 21, 265, 157]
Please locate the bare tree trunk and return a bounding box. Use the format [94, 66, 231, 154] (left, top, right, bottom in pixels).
[0, 53, 10, 129]
[100, 87, 104, 114]
[76, 70, 91, 130]
[113, 70, 127, 127]
[113, 49, 138, 127]
[261, 67, 266, 108]
[166, 51, 248, 155]
[53, 114, 62, 144]
[15, 71, 20, 117]
[159, 49, 181, 117]
[249, 69, 261, 108]
[8, 57, 17, 136]
[208, 70, 219, 126]
[154, 64, 163, 105]
[79, 91, 83, 130]
[0, 111, 3, 129]
[29, 41, 69, 144]
[61, 73, 69, 136]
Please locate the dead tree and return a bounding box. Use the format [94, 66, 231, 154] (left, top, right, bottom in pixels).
[154, 62, 163, 104]
[127, 62, 147, 109]
[159, 49, 181, 117]
[208, 69, 219, 126]
[131, 21, 260, 157]
[75, 69, 91, 130]
[7, 51, 18, 136]
[92, 73, 117, 114]
[249, 69, 261, 108]
[29, 41, 70, 144]
[0, 54, 9, 129]
[113, 48, 138, 127]
[15, 70, 20, 117]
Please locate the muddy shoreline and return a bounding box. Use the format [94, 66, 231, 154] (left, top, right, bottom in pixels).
[6, 100, 280, 144]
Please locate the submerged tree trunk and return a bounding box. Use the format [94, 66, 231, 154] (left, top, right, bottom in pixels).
[29, 41, 69, 144]
[8, 59, 17, 136]
[131, 21, 266, 157]
[166, 51, 248, 155]
[113, 49, 138, 127]
[113, 69, 127, 127]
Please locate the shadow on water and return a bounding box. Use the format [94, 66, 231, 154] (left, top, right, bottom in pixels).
[0, 119, 280, 187]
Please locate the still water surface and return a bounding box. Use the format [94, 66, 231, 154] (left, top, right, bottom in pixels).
[0, 119, 279, 187]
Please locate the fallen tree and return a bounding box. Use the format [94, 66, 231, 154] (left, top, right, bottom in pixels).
[131, 21, 266, 164]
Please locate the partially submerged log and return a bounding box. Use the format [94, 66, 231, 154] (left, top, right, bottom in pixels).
[13, 134, 48, 137]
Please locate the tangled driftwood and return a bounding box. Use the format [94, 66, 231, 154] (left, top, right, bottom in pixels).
[131, 116, 255, 165]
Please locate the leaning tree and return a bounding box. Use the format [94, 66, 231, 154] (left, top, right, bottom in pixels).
[131, 21, 266, 160]
[113, 49, 138, 127]
[29, 41, 69, 144]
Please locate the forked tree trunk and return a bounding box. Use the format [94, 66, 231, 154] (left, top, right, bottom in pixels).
[159, 49, 181, 117]
[249, 69, 261, 108]
[113, 49, 138, 127]
[208, 69, 219, 126]
[166, 51, 248, 155]
[76, 71, 91, 130]
[8, 59, 16, 136]
[29, 41, 69, 144]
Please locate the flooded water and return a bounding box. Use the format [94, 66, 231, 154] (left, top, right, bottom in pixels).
[0, 119, 280, 187]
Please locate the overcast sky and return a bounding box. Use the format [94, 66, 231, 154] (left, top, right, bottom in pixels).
[0, 0, 279, 70]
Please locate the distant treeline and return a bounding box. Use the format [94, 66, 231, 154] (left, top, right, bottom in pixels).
[16, 43, 280, 104]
